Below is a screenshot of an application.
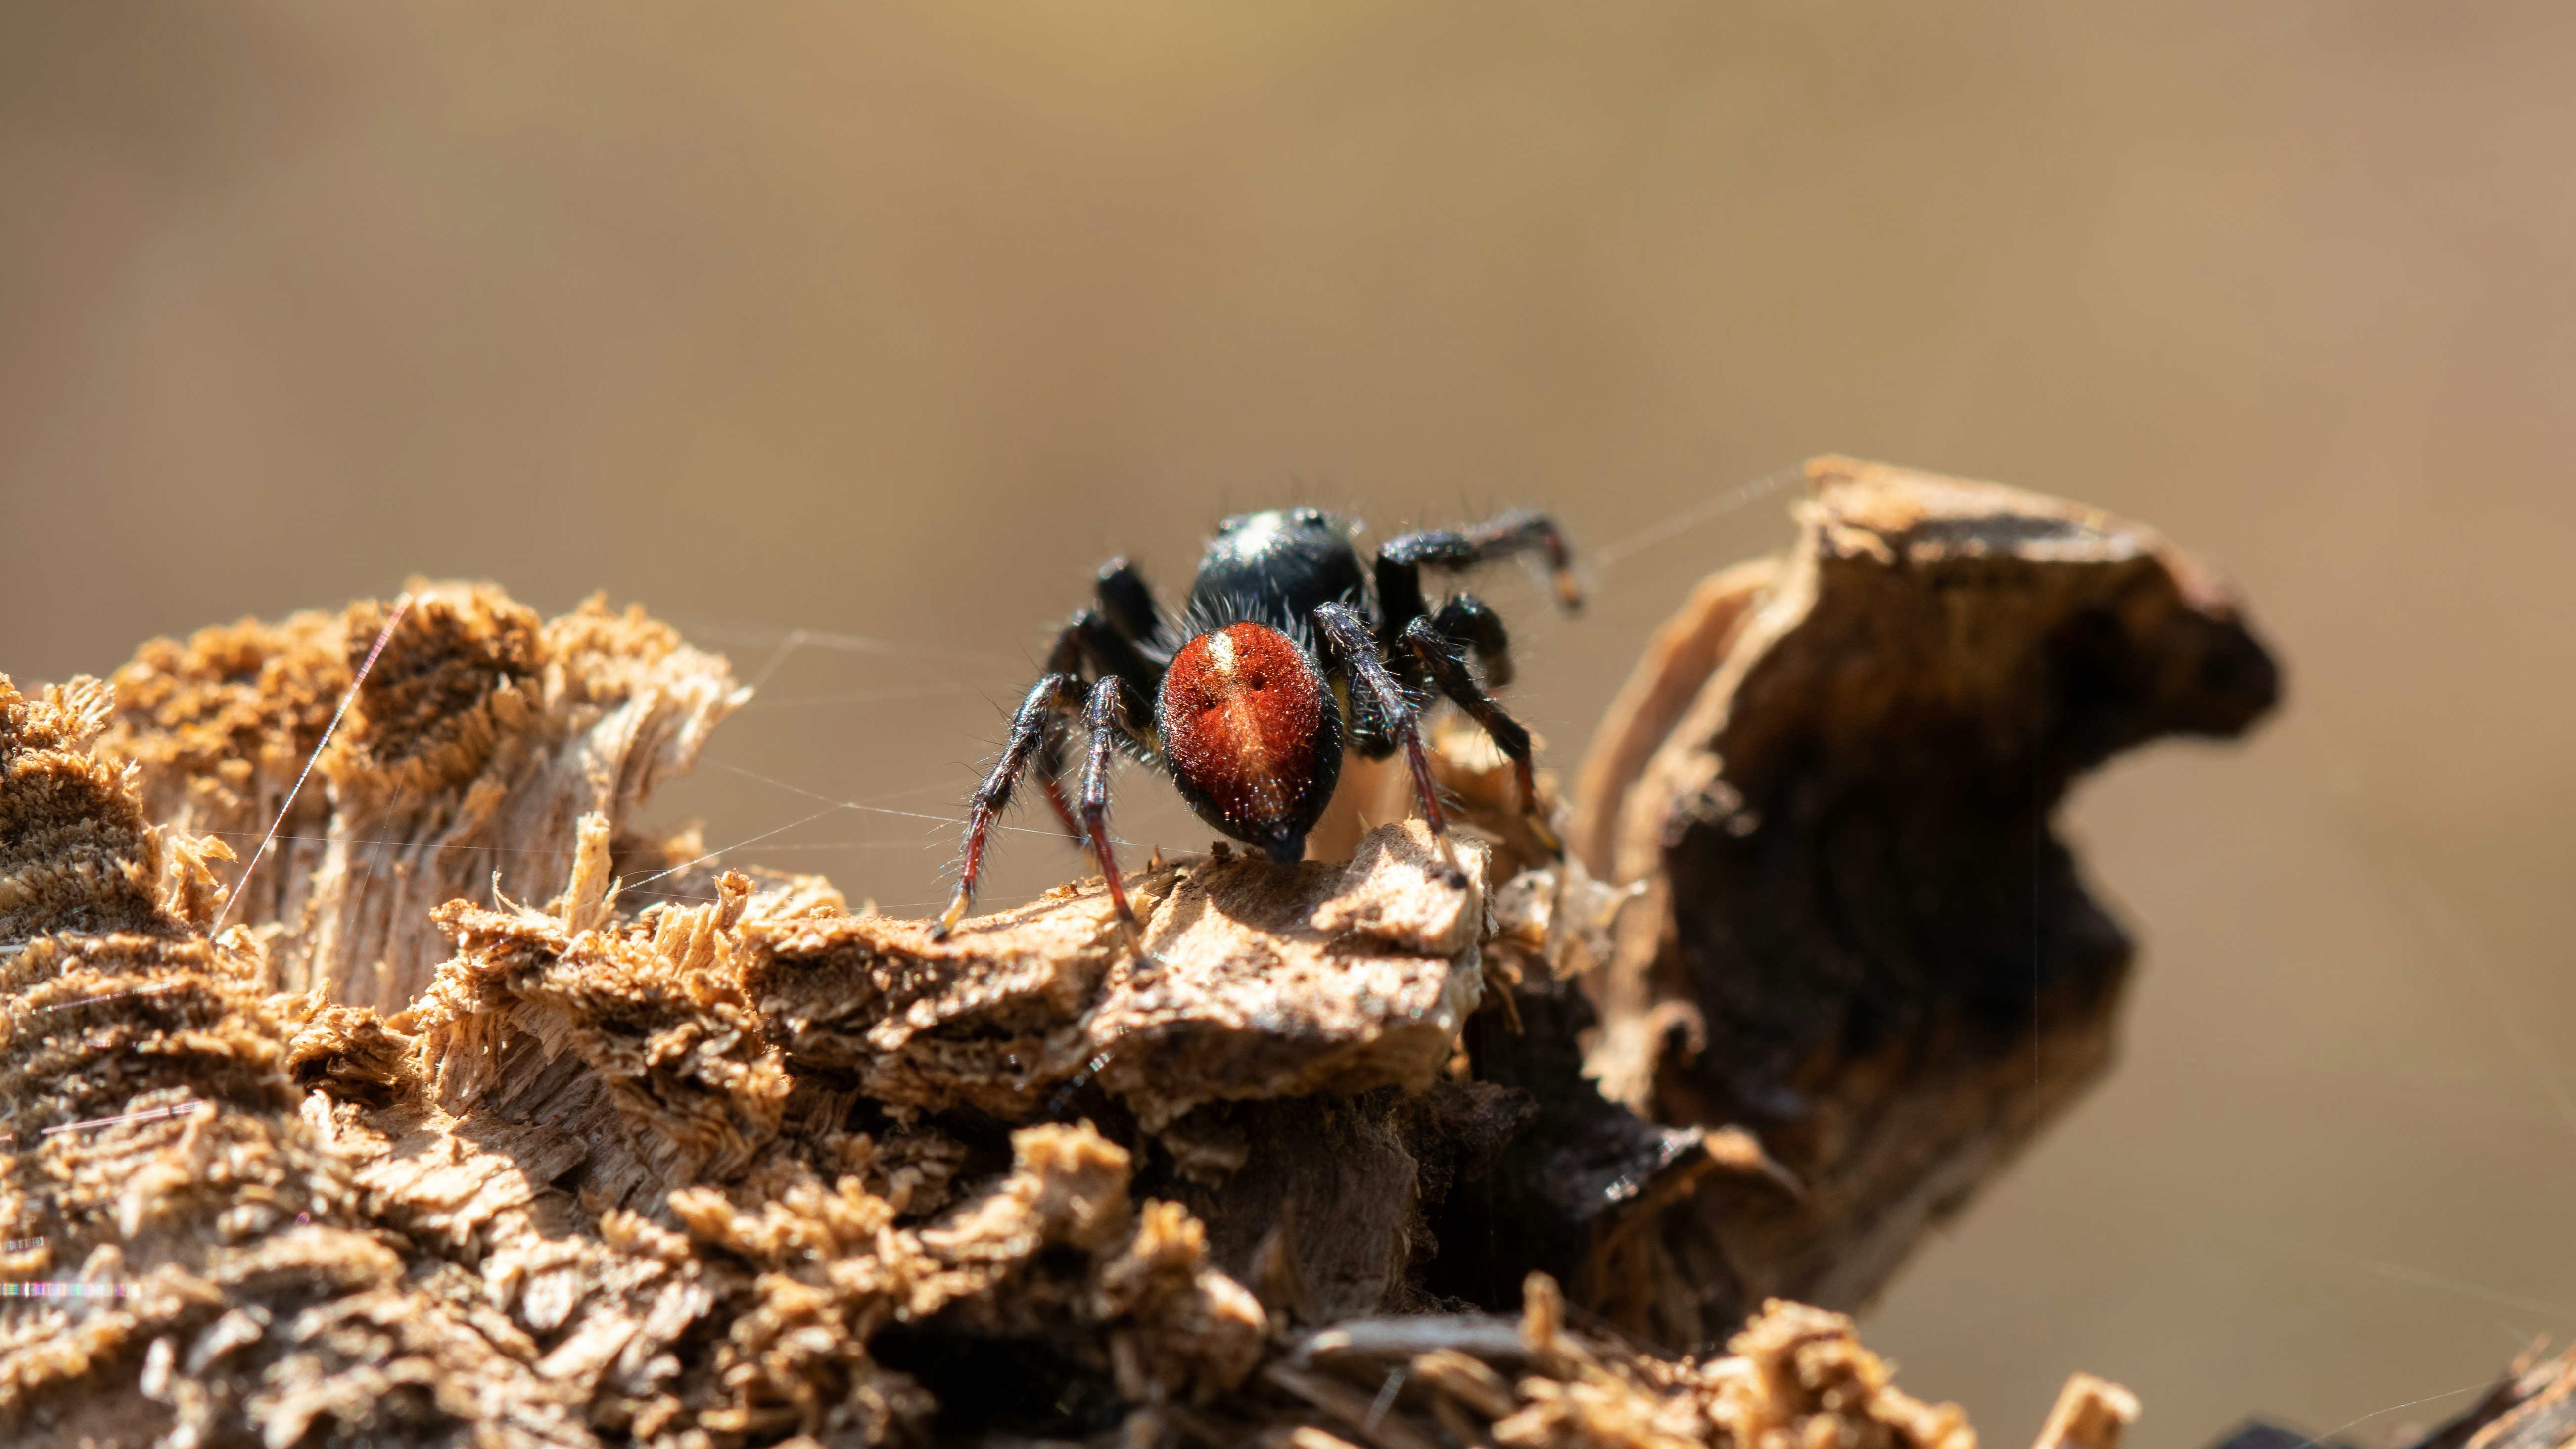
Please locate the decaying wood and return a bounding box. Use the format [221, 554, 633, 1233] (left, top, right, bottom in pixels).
[0, 460, 2318, 1448]
[744, 820, 1488, 1133]
[1566, 457, 2283, 1340]
[2409, 1345, 2576, 1449]
[2034, 1374, 2141, 1449]
[2205, 1341, 2576, 1449]
[95, 583, 749, 1014]
[0, 675, 597, 1449]
[0, 676, 1972, 1447]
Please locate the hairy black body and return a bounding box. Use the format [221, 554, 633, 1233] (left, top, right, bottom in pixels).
[938, 507, 1579, 946]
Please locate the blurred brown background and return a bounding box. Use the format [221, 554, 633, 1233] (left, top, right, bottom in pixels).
[5, 3, 2572, 1444]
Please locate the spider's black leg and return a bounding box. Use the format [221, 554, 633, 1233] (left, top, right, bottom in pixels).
[939, 672, 1084, 938]
[1402, 616, 1563, 857]
[1093, 558, 1163, 648]
[1373, 509, 1581, 651]
[1022, 561, 1171, 850]
[1030, 729, 1082, 841]
[1032, 568, 1170, 837]
[1025, 629, 1089, 841]
[1314, 601, 1452, 846]
[1062, 562, 1168, 723]
[1431, 591, 1515, 689]
[1077, 676, 1146, 955]
[1067, 610, 1161, 723]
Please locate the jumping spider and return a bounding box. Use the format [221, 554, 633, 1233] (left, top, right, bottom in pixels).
[938, 506, 1580, 947]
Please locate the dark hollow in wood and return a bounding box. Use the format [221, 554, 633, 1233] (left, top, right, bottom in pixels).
[1574, 456, 2282, 1341]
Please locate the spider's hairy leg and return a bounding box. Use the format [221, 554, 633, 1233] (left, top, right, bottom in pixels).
[939, 671, 1084, 939]
[1077, 676, 1146, 956]
[1402, 616, 1563, 858]
[1029, 625, 1089, 840]
[1059, 563, 1168, 725]
[1313, 601, 1462, 877]
[1462, 507, 1582, 609]
[1069, 609, 1161, 722]
[1032, 604, 1152, 842]
[1432, 590, 1515, 688]
[1094, 558, 1164, 647]
[1032, 728, 1082, 841]
[1373, 508, 1583, 644]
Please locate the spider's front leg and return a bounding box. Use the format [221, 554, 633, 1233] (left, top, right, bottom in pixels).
[1313, 602, 1461, 865]
[1076, 676, 1147, 955]
[1401, 616, 1563, 857]
[938, 672, 1083, 938]
[1030, 562, 1168, 841]
[1374, 508, 1582, 649]
[1430, 590, 1515, 688]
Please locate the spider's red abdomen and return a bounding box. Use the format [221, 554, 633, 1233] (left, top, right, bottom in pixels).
[1159, 622, 1337, 857]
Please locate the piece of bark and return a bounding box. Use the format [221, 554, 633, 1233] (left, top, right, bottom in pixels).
[0, 674, 597, 1449]
[404, 849, 801, 1205]
[95, 583, 751, 1013]
[1166, 1092, 1431, 1325]
[1426, 953, 1727, 1341]
[2383, 1343, 2576, 1449]
[1566, 558, 1781, 880]
[735, 820, 1494, 1327]
[1575, 457, 2280, 1330]
[745, 821, 1487, 1133]
[2035, 1373, 2142, 1449]
[1246, 1279, 1974, 1449]
[1145, 1077, 1539, 1327]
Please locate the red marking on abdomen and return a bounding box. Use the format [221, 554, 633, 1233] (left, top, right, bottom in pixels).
[1159, 623, 1323, 830]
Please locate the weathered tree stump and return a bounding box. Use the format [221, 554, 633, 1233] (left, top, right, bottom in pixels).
[0, 459, 2300, 1449]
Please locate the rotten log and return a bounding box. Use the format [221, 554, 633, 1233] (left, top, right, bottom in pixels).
[1, 459, 2284, 1447]
[0, 684, 1994, 1447]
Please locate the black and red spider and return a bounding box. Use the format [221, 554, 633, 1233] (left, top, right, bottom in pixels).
[937, 506, 1580, 945]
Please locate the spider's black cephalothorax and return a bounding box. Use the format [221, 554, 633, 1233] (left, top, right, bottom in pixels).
[937, 507, 1579, 946]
